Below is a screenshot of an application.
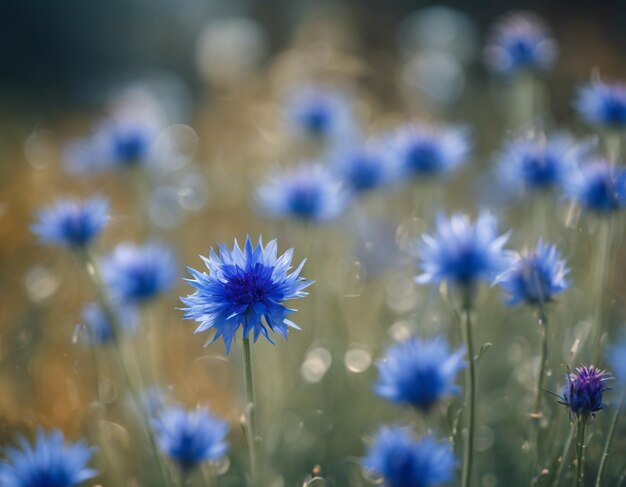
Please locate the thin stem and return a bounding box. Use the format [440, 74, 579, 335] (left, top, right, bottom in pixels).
[595, 391, 625, 487]
[242, 337, 261, 487]
[591, 219, 613, 362]
[534, 308, 549, 417]
[576, 415, 588, 487]
[461, 299, 476, 487]
[553, 426, 575, 487]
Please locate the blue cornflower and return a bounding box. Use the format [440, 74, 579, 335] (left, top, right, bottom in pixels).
[283, 84, 355, 141]
[181, 236, 312, 353]
[391, 122, 470, 179]
[375, 336, 465, 412]
[560, 365, 611, 417]
[256, 164, 350, 222]
[362, 427, 457, 487]
[153, 406, 229, 472]
[497, 135, 588, 192]
[574, 81, 626, 129]
[80, 302, 137, 345]
[0, 428, 96, 487]
[485, 12, 557, 75]
[494, 240, 570, 307]
[607, 334, 626, 385]
[416, 212, 510, 290]
[565, 159, 626, 214]
[31, 197, 109, 249]
[102, 242, 178, 304]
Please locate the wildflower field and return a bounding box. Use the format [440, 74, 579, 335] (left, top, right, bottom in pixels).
[1, 2, 626, 487]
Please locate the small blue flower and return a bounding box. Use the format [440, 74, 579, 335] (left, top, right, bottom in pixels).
[362, 427, 457, 487]
[283, 84, 356, 141]
[565, 159, 626, 214]
[256, 164, 350, 222]
[494, 240, 570, 307]
[0, 428, 97, 487]
[607, 334, 626, 385]
[80, 302, 137, 345]
[485, 12, 557, 75]
[153, 406, 229, 472]
[416, 212, 510, 290]
[375, 336, 465, 412]
[31, 197, 109, 249]
[391, 122, 470, 179]
[497, 135, 588, 192]
[574, 81, 626, 129]
[560, 365, 611, 417]
[181, 236, 312, 353]
[102, 242, 178, 304]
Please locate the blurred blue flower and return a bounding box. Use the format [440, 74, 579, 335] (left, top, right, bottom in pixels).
[485, 12, 557, 75]
[560, 365, 611, 417]
[181, 236, 312, 353]
[375, 336, 465, 412]
[31, 197, 109, 249]
[497, 135, 588, 192]
[565, 160, 626, 214]
[416, 212, 510, 290]
[256, 164, 350, 222]
[153, 406, 229, 472]
[362, 426, 456, 487]
[0, 428, 96, 487]
[283, 84, 355, 141]
[391, 122, 470, 179]
[574, 81, 626, 129]
[607, 334, 626, 385]
[102, 242, 178, 304]
[80, 302, 137, 345]
[494, 240, 570, 307]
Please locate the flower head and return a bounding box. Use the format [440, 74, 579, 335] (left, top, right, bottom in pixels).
[560, 365, 611, 417]
[153, 407, 229, 472]
[256, 164, 350, 222]
[416, 212, 510, 290]
[565, 160, 626, 214]
[102, 242, 178, 304]
[181, 236, 312, 353]
[391, 122, 470, 179]
[375, 336, 465, 412]
[494, 240, 570, 307]
[0, 428, 96, 487]
[283, 84, 355, 141]
[362, 427, 456, 487]
[485, 12, 557, 75]
[574, 81, 626, 129]
[80, 302, 137, 345]
[31, 197, 109, 249]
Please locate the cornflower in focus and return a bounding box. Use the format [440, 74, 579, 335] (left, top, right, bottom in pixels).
[0, 428, 96, 487]
[181, 236, 312, 352]
[560, 365, 611, 417]
[375, 336, 465, 413]
[485, 12, 557, 75]
[31, 197, 109, 249]
[362, 426, 456, 487]
[574, 80, 626, 129]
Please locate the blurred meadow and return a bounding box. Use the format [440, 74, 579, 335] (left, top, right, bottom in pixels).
[1, 1, 626, 486]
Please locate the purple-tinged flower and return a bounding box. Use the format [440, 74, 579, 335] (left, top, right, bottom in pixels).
[375, 336, 465, 412]
[256, 164, 350, 222]
[362, 427, 457, 487]
[80, 302, 137, 345]
[102, 242, 178, 304]
[391, 122, 470, 179]
[31, 197, 109, 249]
[560, 365, 611, 417]
[494, 240, 570, 307]
[0, 428, 97, 487]
[485, 12, 557, 75]
[574, 81, 626, 129]
[416, 212, 510, 290]
[181, 236, 312, 353]
[565, 159, 626, 214]
[153, 407, 229, 472]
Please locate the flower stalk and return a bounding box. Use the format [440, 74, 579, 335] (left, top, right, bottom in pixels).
[575, 414, 588, 487]
[461, 295, 476, 487]
[595, 390, 625, 487]
[242, 337, 262, 487]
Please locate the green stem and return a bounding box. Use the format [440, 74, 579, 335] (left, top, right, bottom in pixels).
[461, 299, 476, 487]
[591, 219, 613, 362]
[576, 415, 588, 487]
[242, 337, 261, 487]
[552, 426, 575, 487]
[595, 391, 625, 487]
[533, 308, 549, 418]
